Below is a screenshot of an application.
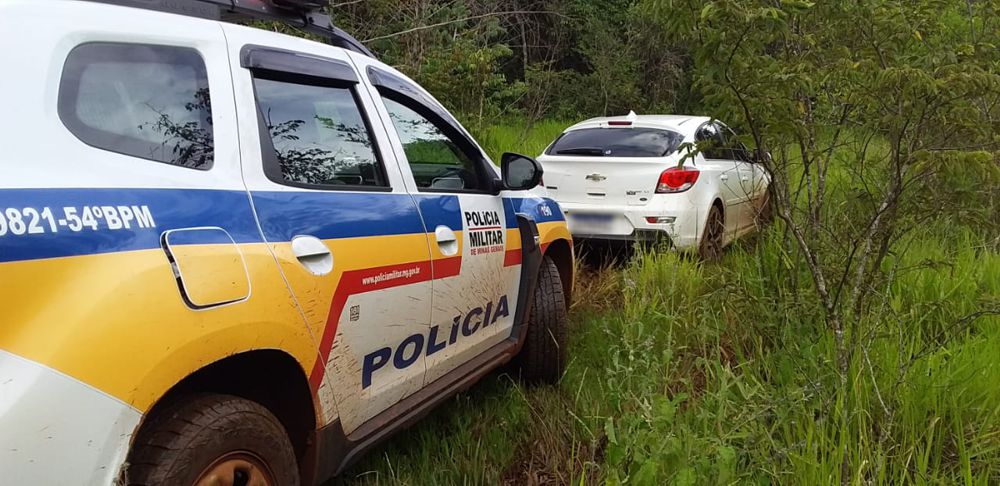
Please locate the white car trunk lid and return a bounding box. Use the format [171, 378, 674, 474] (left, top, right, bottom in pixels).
[541, 156, 672, 207]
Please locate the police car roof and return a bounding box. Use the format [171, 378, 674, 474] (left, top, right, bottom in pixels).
[80, 0, 375, 58]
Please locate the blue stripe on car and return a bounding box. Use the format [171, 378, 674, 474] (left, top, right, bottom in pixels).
[0, 190, 564, 264]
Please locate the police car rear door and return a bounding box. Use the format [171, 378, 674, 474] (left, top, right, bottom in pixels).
[353, 58, 523, 384]
[223, 26, 433, 434]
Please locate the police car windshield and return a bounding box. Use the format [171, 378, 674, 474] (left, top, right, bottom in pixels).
[547, 127, 683, 157]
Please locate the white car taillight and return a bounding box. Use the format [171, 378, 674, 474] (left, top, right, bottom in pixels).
[656, 167, 700, 193]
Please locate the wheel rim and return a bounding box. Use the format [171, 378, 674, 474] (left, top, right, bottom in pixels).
[703, 210, 723, 261]
[194, 451, 277, 486]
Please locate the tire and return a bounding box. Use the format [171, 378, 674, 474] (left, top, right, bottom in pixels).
[755, 194, 774, 229]
[698, 205, 725, 262]
[513, 255, 568, 384]
[126, 393, 299, 486]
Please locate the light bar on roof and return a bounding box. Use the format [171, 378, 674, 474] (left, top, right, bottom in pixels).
[81, 0, 375, 58]
[271, 0, 329, 9]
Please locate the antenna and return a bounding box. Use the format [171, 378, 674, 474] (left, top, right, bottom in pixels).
[80, 0, 376, 58]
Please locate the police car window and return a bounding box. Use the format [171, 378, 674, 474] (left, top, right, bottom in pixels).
[380, 97, 486, 192]
[253, 77, 386, 188]
[58, 43, 213, 169]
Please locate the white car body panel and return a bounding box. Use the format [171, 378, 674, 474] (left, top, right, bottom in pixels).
[0, 350, 142, 485]
[0, 0, 242, 191]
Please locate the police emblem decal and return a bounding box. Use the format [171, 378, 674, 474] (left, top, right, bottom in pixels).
[464, 210, 505, 256]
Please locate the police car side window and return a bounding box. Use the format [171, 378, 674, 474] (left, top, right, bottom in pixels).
[252, 74, 387, 189]
[58, 42, 214, 170]
[380, 96, 487, 192]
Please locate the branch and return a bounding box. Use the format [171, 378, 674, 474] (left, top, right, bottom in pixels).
[362, 10, 571, 42]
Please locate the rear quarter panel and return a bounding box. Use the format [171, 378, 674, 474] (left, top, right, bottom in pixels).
[0, 1, 319, 416]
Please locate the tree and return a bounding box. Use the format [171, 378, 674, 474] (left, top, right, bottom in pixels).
[645, 0, 1000, 482]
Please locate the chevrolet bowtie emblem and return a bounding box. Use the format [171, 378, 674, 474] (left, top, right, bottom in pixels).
[585, 173, 607, 182]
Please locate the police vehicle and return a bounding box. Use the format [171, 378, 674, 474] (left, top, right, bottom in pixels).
[0, 1, 574, 484]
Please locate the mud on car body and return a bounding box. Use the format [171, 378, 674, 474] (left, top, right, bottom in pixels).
[0, 1, 574, 484]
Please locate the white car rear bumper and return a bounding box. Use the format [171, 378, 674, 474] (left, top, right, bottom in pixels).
[558, 196, 705, 249]
[0, 350, 142, 485]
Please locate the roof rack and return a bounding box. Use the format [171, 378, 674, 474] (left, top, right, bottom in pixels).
[82, 0, 375, 58]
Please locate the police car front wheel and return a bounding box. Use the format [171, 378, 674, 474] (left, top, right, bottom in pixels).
[514, 255, 568, 384]
[126, 393, 300, 486]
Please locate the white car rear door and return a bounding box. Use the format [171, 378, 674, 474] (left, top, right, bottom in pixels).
[721, 125, 759, 234]
[695, 122, 744, 239]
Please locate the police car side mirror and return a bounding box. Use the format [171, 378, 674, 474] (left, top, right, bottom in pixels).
[501, 153, 543, 191]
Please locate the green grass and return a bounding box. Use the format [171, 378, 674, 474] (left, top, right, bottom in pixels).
[331, 122, 1000, 485]
[473, 119, 573, 160]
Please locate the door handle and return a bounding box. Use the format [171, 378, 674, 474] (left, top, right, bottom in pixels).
[720, 174, 729, 181]
[291, 235, 333, 276]
[435, 225, 459, 256]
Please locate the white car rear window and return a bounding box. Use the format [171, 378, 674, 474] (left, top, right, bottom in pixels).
[546, 127, 683, 157]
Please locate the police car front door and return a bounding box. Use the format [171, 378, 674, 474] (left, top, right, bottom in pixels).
[224, 29, 434, 434]
[359, 64, 522, 384]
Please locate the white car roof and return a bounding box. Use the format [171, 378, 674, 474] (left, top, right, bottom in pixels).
[566, 113, 713, 138]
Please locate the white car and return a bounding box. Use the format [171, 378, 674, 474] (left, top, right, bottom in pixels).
[537, 112, 771, 260]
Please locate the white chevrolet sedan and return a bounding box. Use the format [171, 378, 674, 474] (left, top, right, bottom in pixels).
[537, 112, 771, 260]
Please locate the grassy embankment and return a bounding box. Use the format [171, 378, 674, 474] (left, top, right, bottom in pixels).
[333, 121, 1000, 485]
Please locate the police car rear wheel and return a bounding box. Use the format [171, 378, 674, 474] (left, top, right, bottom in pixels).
[515, 255, 567, 384]
[195, 452, 276, 486]
[126, 394, 299, 486]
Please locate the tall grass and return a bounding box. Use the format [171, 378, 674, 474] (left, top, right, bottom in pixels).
[473, 120, 572, 160]
[593, 224, 999, 484]
[333, 122, 999, 485]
